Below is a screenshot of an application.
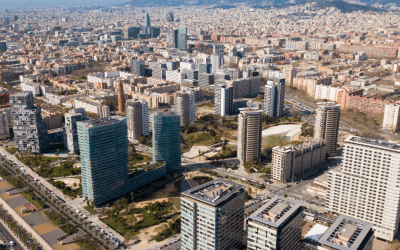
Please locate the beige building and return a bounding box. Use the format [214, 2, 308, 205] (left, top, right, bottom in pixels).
[382, 103, 400, 132]
[237, 108, 262, 164]
[272, 140, 326, 182]
[126, 100, 143, 140]
[176, 91, 195, 127]
[327, 136, 400, 241]
[247, 196, 303, 250]
[314, 102, 340, 158]
[42, 110, 62, 130]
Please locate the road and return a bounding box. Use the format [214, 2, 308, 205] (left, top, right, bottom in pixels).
[0, 222, 24, 250]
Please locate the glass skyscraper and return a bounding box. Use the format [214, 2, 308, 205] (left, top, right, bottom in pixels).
[178, 26, 187, 51]
[152, 111, 181, 172]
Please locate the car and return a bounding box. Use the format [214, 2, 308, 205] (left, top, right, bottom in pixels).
[10, 241, 15, 246]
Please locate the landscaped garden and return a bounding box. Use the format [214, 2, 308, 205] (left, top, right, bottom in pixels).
[21, 189, 46, 209]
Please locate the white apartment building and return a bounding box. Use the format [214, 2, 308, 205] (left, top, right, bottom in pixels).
[264, 78, 285, 117]
[382, 103, 400, 132]
[314, 102, 340, 158]
[21, 82, 49, 96]
[46, 93, 66, 105]
[0, 111, 10, 139]
[326, 136, 400, 241]
[74, 99, 110, 118]
[247, 196, 303, 250]
[237, 108, 262, 164]
[166, 70, 185, 84]
[176, 91, 195, 126]
[314, 85, 340, 102]
[138, 99, 149, 136]
[180, 62, 196, 70]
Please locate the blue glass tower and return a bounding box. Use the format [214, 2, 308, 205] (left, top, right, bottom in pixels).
[78, 116, 129, 204]
[145, 13, 150, 27]
[152, 111, 182, 172]
[178, 26, 187, 51]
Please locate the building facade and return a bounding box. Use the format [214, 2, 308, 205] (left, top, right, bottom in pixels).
[63, 108, 86, 154]
[264, 78, 285, 117]
[176, 91, 195, 126]
[215, 86, 233, 116]
[74, 98, 110, 118]
[247, 196, 303, 250]
[213, 44, 225, 68]
[178, 26, 187, 51]
[0, 111, 10, 139]
[152, 111, 181, 172]
[237, 109, 262, 164]
[326, 136, 400, 241]
[181, 179, 245, 250]
[314, 102, 340, 158]
[126, 100, 143, 140]
[11, 92, 49, 154]
[382, 104, 400, 132]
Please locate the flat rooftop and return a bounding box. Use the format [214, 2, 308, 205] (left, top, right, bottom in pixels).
[346, 136, 400, 151]
[181, 179, 244, 207]
[79, 116, 125, 128]
[318, 215, 373, 250]
[248, 196, 302, 228]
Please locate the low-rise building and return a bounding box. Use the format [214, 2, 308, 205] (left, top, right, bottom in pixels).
[74, 98, 110, 118]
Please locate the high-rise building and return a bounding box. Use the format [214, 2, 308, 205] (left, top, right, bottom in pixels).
[326, 136, 400, 241]
[317, 215, 373, 250]
[272, 140, 326, 182]
[78, 116, 167, 204]
[131, 59, 145, 76]
[176, 91, 195, 127]
[166, 12, 174, 22]
[264, 78, 285, 117]
[215, 86, 233, 116]
[172, 29, 179, 49]
[127, 27, 140, 39]
[63, 108, 86, 154]
[144, 13, 150, 27]
[178, 26, 187, 51]
[211, 53, 220, 73]
[126, 100, 143, 140]
[11, 92, 49, 153]
[213, 44, 225, 67]
[314, 102, 340, 158]
[181, 179, 245, 250]
[237, 108, 262, 164]
[382, 103, 400, 132]
[0, 41, 6, 52]
[282, 66, 296, 86]
[0, 111, 10, 139]
[138, 99, 149, 136]
[152, 111, 181, 172]
[247, 196, 303, 250]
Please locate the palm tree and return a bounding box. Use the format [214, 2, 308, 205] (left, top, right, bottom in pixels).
[130, 191, 134, 202]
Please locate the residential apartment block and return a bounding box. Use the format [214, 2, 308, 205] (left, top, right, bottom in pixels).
[74, 98, 110, 118]
[215, 86, 233, 116]
[237, 108, 262, 164]
[63, 108, 86, 155]
[382, 103, 400, 132]
[0, 111, 10, 139]
[176, 91, 195, 126]
[181, 179, 245, 250]
[326, 136, 400, 241]
[247, 196, 303, 250]
[314, 102, 340, 158]
[264, 78, 285, 117]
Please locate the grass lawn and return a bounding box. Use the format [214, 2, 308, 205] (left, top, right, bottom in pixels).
[83, 206, 97, 215]
[20, 156, 58, 168]
[182, 132, 214, 152]
[129, 152, 151, 167]
[169, 197, 181, 211]
[21, 190, 46, 210]
[42, 210, 65, 226]
[4, 148, 17, 155]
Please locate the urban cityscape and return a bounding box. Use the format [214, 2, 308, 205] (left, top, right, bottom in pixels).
[1, 1, 400, 250]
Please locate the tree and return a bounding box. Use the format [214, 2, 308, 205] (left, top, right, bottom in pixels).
[55, 148, 60, 159]
[130, 191, 135, 202]
[198, 149, 201, 160]
[84, 222, 87, 226]
[106, 240, 110, 245]
[283, 193, 288, 198]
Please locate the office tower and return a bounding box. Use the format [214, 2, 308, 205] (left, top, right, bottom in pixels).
[272, 140, 326, 182]
[215, 86, 233, 116]
[172, 29, 179, 48]
[326, 136, 400, 241]
[118, 81, 124, 113]
[78, 116, 166, 204]
[237, 108, 262, 164]
[131, 59, 145, 76]
[11, 92, 49, 154]
[181, 179, 245, 250]
[166, 12, 174, 22]
[382, 103, 400, 132]
[0, 41, 6, 52]
[247, 196, 303, 250]
[264, 78, 285, 117]
[176, 91, 195, 126]
[0, 111, 10, 139]
[314, 102, 340, 158]
[178, 26, 187, 51]
[138, 99, 149, 136]
[318, 215, 373, 250]
[127, 27, 140, 39]
[213, 44, 225, 67]
[211, 53, 220, 73]
[199, 63, 212, 74]
[152, 111, 181, 172]
[126, 100, 143, 140]
[144, 13, 150, 27]
[63, 108, 86, 155]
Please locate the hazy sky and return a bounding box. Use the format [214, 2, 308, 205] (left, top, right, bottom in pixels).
[1, 0, 123, 8]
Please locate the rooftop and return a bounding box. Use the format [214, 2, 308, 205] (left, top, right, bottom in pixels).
[346, 136, 400, 151]
[79, 116, 125, 128]
[318, 215, 373, 250]
[181, 179, 244, 207]
[248, 196, 302, 228]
